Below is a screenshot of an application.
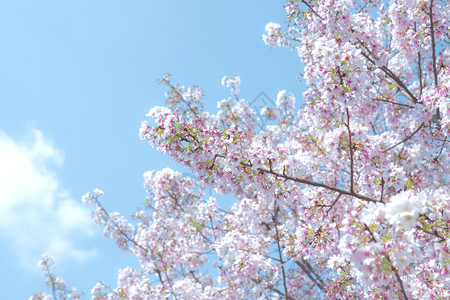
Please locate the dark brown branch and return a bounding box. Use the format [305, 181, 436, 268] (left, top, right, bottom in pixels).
[418, 52, 423, 98]
[429, 0, 438, 87]
[379, 65, 419, 104]
[295, 260, 325, 291]
[316, 193, 342, 215]
[163, 268, 179, 299]
[416, 225, 446, 243]
[252, 278, 295, 300]
[189, 271, 204, 291]
[43, 263, 58, 299]
[94, 200, 149, 254]
[345, 108, 355, 193]
[161, 78, 199, 118]
[434, 136, 447, 162]
[301, 0, 324, 20]
[302, 259, 325, 288]
[414, 22, 424, 98]
[241, 161, 381, 203]
[370, 121, 377, 135]
[385, 255, 409, 300]
[328, 193, 342, 214]
[273, 203, 290, 299]
[428, 0, 441, 124]
[365, 224, 408, 299]
[363, 223, 377, 242]
[208, 154, 226, 169]
[155, 269, 167, 294]
[357, 39, 419, 104]
[308, 134, 350, 176]
[372, 98, 414, 108]
[383, 123, 425, 153]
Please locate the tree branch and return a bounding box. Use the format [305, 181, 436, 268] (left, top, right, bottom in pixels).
[160, 77, 199, 118]
[365, 223, 408, 299]
[382, 123, 424, 153]
[385, 255, 409, 300]
[428, 0, 442, 124]
[301, 0, 324, 20]
[241, 161, 381, 203]
[308, 134, 350, 176]
[302, 259, 325, 288]
[434, 136, 447, 162]
[209, 154, 226, 169]
[252, 278, 295, 300]
[317, 193, 343, 215]
[345, 108, 355, 193]
[418, 51, 423, 98]
[429, 0, 438, 87]
[94, 199, 149, 254]
[295, 260, 325, 291]
[356, 39, 419, 104]
[43, 263, 58, 300]
[273, 203, 290, 299]
[416, 225, 446, 243]
[413, 22, 424, 98]
[372, 98, 414, 108]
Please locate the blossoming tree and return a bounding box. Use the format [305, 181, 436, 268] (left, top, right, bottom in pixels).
[33, 0, 449, 299]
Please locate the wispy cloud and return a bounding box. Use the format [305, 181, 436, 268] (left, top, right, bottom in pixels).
[0, 129, 96, 268]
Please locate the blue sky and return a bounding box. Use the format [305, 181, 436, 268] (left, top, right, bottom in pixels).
[0, 1, 305, 298]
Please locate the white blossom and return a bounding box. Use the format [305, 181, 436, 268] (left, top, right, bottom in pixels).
[385, 190, 427, 229]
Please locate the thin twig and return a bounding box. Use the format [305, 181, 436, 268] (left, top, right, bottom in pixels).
[273, 203, 290, 299]
[345, 108, 355, 193]
[383, 123, 424, 153]
[44, 264, 58, 300]
[385, 255, 409, 300]
[295, 260, 325, 291]
[416, 225, 446, 243]
[302, 259, 325, 288]
[434, 136, 447, 162]
[414, 22, 424, 98]
[429, 0, 438, 87]
[372, 98, 414, 108]
[94, 199, 149, 253]
[209, 154, 226, 169]
[252, 278, 295, 300]
[317, 193, 342, 215]
[241, 161, 381, 203]
[356, 39, 419, 104]
[418, 52, 424, 98]
[301, 0, 324, 20]
[328, 195, 342, 214]
[161, 78, 199, 118]
[308, 134, 350, 175]
[365, 224, 408, 299]
[428, 0, 441, 124]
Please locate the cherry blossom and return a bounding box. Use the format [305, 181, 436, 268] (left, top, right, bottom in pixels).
[31, 254, 82, 300]
[34, 0, 449, 299]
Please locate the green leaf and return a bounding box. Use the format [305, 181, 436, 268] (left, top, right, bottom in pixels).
[381, 233, 391, 243]
[381, 257, 392, 271]
[406, 179, 415, 190]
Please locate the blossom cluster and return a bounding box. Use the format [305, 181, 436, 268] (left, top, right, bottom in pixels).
[31, 254, 82, 300]
[34, 0, 449, 299]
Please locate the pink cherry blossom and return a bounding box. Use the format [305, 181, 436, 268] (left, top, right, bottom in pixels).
[33, 1, 449, 299]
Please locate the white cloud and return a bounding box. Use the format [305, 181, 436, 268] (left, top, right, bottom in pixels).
[0, 129, 96, 268]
